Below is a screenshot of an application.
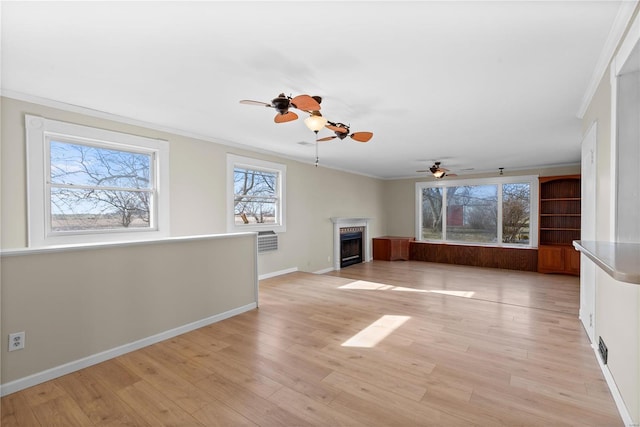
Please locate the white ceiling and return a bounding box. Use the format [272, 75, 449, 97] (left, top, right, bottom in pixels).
[1, 1, 626, 179]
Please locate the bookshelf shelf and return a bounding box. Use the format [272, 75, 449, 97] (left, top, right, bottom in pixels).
[538, 175, 581, 275]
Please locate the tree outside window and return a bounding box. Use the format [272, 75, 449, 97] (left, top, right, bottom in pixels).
[446, 185, 498, 243]
[233, 168, 279, 226]
[417, 177, 536, 247]
[49, 140, 153, 232]
[502, 183, 531, 244]
[227, 155, 286, 233]
[26, 115, 169, 247]
[421, 187, 443, 240]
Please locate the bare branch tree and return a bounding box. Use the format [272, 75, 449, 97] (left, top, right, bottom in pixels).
[50, 142, 151, 230]
[502, 183, 530, 243]
[233, 169, 277, 224]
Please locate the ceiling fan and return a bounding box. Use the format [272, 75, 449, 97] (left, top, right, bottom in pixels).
[417, 161, 457, 179]
[240, 92, 373, 167]
[239, 93, 322, 123]
[317, 121, 373, 143]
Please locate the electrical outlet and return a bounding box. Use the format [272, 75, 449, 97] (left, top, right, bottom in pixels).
[328, 256, 331, 262]
[8, 332, 25, 351]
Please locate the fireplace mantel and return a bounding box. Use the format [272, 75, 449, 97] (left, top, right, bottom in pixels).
[331, 217, 372, 225]
[331, 217, 372, 270]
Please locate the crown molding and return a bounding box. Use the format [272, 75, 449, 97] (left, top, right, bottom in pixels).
[577, 1, 639, 118]
[1, 89, 385, 179]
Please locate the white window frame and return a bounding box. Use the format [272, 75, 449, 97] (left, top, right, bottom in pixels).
[26, 115, 170, 247]
[415, 175, 538, 248]
[226, 154, 286, 233]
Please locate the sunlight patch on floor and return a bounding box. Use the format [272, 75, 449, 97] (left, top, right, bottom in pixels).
[338, 280, 394, 291]
[421, 289, 475, 298]
[338, 280, 475, 298]
[342, 315, 411, 348]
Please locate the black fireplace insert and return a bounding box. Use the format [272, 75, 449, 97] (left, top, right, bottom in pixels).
[340, 230, 363, 268]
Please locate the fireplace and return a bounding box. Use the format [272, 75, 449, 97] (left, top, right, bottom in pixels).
[340, 227, 364, 268]
[331, 217, 371, 270]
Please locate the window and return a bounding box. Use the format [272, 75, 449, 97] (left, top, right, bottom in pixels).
[446, 184, 498, 243]
[26, 115, 170, 247]
[227, 154, 286, 233]
[416, 176, 537, 247]
[502, 183, 532, 244]
[421, 187, 443, 240]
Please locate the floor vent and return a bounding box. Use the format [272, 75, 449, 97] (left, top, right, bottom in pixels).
[257, 231, 278, 253]
[598, 336, 608, 365]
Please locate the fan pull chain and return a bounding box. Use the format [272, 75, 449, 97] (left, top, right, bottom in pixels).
[314, 131, 319, 167]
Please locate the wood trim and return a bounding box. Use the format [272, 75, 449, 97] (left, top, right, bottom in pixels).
[409, 241, 538, 271]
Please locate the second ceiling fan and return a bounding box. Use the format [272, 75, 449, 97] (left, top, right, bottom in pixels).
[417, 161, 457, 179]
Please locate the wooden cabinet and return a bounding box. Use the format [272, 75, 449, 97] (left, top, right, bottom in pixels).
[538, 245, 580, 275]
[538, 245, 565, 272]
[565, 247, 580, 275]
[538, 175, 581, 275]
[373, 236, 413, 261]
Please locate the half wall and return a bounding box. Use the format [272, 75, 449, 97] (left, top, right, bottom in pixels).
[0, 233, 258, 395]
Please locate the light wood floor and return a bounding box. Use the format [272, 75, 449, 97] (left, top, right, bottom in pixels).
[1, 261, 623, 426]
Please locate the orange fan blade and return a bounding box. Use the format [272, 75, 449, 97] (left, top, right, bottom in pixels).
[291, 95, 321, 112]
[317, 135, 337, 142]
[240, 99, 271, 107]
[326, 124, 348, 133]
[274, 111, 298, 123]
[350, 132, 373, 143]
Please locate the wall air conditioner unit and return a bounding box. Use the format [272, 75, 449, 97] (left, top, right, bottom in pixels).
[257, 231, 278, 253]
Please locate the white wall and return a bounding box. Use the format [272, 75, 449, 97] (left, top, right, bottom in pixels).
[0, 96, 387, 275]
[581, 4, 640, 422]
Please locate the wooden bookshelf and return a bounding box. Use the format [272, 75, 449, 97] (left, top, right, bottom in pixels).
[538, 175, 581, 275]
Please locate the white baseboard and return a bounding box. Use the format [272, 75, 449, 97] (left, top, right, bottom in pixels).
[0, 302, 257, 397]
[313, 267, 335, 275]
[591, 343, 635, 426]
[258, 267, 298, 280]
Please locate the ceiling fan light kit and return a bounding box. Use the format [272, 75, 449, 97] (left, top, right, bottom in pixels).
[430, 161, 448, 179]
[304, 112, 327, 132]
[417, 161, 457, 179]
